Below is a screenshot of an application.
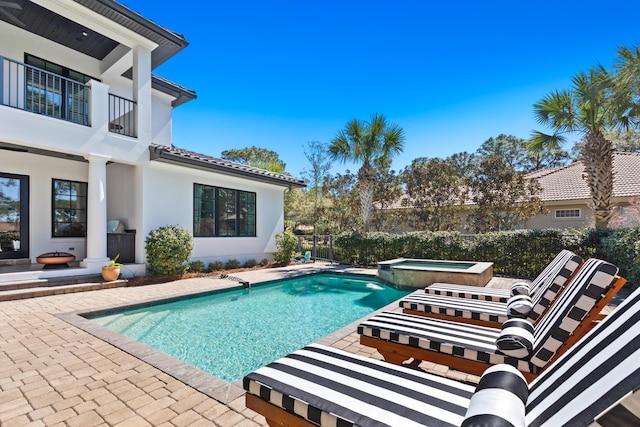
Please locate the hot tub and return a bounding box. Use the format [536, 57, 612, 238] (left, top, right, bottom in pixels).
[377, 258, 493, 288]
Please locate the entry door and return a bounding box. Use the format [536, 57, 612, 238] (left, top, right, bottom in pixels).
[0, 173, 29, 259]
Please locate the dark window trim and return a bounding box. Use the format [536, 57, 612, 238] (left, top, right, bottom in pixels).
[0, 172, 29, 259]
[52, 178, 88, 238]
[193, 183, 256, 238]
[24, 53, 100, 83]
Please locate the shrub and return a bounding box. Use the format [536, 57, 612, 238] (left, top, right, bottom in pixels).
[332, 228, 639, 288]
[225, 259, 241, 269]
[145, 225, 193, 276]
[260, 258, 270, 266]
[601, 227, 640, 290]
[208, 260, 225, 271]
[187, 260, 205, 273]
[243, 258, 257, 268]
[273, 230, 298, 264]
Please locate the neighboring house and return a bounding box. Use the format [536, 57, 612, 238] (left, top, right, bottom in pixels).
[0, 0, 304, 280]
[524, 152, 640, 229]
[378, 152, 640, 232]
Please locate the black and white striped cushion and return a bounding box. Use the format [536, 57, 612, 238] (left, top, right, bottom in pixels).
[243, 343, 476, 427]
[462, 364, 527, 427]
[507, 294, 534, 318]
[525, 285, 640, 426]
[425, 282, 512, 303]
[400, 291, 508, 324]
[529, 259, 618, 368]
[524, 251, 582, 322]
[402, 250, 582, 326]
[358, 311, 537, 373]
[592, 388, 640, 426]
[527, 249, 581, 296]
[510, 281, 531, 297]
[360, 258, 617, 375]
[495, 319, 535, 359]
[422, 250, 580, 306]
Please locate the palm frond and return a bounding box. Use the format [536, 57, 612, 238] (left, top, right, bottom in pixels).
[528, 131, 565, 152]
[533, 89, 575, 132]
[328, 131, 352, 163]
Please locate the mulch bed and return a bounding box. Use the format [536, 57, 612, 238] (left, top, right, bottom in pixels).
[125, 262, 287, 286]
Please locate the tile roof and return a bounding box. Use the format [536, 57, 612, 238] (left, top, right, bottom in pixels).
[526, 152, 640, 201]
[149, 144, 306, 188]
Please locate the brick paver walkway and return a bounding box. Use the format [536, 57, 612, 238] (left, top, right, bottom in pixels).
[0, 264, 516, 426]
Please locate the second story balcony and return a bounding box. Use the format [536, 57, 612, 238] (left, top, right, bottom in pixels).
[1, 56, 137, 138]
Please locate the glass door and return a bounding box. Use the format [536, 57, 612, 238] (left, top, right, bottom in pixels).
[0, 173, 29, 259]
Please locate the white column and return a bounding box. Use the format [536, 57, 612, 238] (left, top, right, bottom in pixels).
[81, 153, 111, 271]
[88, 80, 109, 133]
[133, 45, 152, 144]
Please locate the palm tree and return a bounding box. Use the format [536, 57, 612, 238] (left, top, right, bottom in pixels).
[612, 45, 640, 131]
[530, 65, 631, 228]
[328, 113, 405, 231]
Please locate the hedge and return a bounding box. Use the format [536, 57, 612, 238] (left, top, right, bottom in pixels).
[334, 228, 640, 289]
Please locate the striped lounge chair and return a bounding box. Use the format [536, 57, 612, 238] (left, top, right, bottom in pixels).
[401, 249, 583, 327]
[358, 258, 625, 382]
[244, 284, 640, 427]
[424, 249, 581, 303]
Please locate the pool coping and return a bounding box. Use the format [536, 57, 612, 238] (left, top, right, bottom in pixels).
[56, 268, 404, 404]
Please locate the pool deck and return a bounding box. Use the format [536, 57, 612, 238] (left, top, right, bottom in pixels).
[0, 263, 522, 426]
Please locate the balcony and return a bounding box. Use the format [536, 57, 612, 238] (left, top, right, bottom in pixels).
[1, 56, 136, 138]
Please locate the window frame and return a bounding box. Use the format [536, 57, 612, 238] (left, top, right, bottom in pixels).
[24, 54, 97, 125]
[193, 183, 256, 237]
[554, 208, 581, 219]
[52, 178, 88, 238]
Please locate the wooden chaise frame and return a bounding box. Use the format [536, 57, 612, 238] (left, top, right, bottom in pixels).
[362, 275, 626, 383]
[246, 393, 317, 427]
[403, 261, 586, 329]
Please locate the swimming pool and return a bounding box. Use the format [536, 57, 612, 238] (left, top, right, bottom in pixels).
[87, 273, 408, 383]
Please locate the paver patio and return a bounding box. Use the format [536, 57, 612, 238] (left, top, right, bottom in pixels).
[0, 263, 517, 426]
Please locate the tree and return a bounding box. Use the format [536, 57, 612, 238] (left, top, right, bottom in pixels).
[571, 128, 640, 159]
[531, 66, 625, 228]
[221, 146, 287, 174]
[328, 113, 405, 231]
[401, 157, 466, 231]
[477, 134, 569, 172]
[449, 151, 477, 182]
[301, 140, 332, 234]
[283, 188, 312, 232]
[466, 155, 546, 232]
[322, 172, 360, 233]
[370, 157, 404, 232]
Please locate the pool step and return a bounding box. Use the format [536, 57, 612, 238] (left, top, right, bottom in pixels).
[0, 275, 128, 301]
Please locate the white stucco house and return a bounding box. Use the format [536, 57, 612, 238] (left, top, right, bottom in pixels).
[0, 0, 304, 282]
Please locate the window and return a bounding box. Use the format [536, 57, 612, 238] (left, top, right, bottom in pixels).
[555, 209, 581, 219]
[194, 184, 256, 237]
[52, 179, 87, 237]
[24, 54, 96, 125]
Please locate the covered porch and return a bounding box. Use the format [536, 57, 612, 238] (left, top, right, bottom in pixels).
[0, 146, 146, 284]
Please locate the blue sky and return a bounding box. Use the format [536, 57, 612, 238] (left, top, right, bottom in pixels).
[131, 0, 640, 178]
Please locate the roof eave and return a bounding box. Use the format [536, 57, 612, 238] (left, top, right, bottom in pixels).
[149, 146, 306, 189]
[74, 0, 189, 68]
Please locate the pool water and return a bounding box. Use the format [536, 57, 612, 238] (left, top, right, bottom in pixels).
[89, 274, 408, 383]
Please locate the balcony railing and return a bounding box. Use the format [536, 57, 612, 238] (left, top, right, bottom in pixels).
[0, 56, 90, 126]
[108, 93, 137, 138]
[1, 56, 138, 138]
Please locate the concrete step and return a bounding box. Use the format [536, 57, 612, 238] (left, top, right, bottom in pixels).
[0, 275, 128, 301]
